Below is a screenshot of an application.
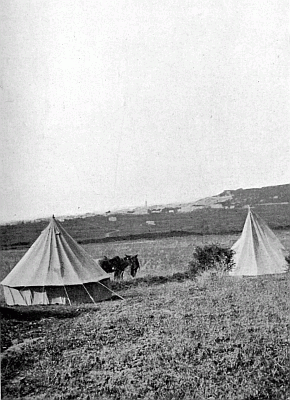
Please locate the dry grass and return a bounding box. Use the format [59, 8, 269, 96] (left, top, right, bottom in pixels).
[1, 274, 290, 399]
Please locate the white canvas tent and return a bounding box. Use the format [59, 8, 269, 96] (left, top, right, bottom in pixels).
[1, 216, 113, 305]
[230, 208, 288, 276]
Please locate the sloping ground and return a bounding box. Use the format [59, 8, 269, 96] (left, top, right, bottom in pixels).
[219, 184, 290, 207]
[1, 273, 290, 400]
[124, 184, 290, 213]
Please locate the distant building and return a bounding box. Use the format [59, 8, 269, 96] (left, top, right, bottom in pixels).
[211, 204, 223, 209]
[149, 209, 162, 214]
[148, 207, 180, 214]
[162, 207, 180, 213]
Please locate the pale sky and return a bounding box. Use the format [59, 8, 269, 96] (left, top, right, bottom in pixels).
[1, 0, 289, 222]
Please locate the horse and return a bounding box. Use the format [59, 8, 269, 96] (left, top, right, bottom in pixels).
[112, 254, 140, 281]
[97, 254, 140, 280]
[124, 254, 140, 278]
[97, 256, 122, 274]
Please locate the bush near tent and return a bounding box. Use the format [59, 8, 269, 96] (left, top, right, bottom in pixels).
[188, 244, 235, 276]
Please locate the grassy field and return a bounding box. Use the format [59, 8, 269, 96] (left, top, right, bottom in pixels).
[0, 232, 241, 303]
[1, 230, 289, 288]
[2, 204, 290, 250]
[1, 231, 290, 399]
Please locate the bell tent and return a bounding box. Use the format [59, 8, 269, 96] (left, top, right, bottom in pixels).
[230, 208, 288, 276]
[1, 216, 113, 305]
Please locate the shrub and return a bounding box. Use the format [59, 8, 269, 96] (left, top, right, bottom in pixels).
[188, 244, 235, 277]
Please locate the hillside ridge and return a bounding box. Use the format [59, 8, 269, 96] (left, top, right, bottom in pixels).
[111, 183, 290, 215]
[1, 184, 289, 250]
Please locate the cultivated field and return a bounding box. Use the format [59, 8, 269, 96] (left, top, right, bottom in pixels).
[1, 231, 290, 399]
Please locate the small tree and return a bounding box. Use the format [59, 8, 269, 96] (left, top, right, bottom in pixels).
[188, 244, 235, 277]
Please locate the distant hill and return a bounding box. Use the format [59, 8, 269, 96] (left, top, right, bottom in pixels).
[115, 184, 290, 214]
[1, 184, 290, 250]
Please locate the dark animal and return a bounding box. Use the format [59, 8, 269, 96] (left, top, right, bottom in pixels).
[113, 254, 140, 280]
[98, 256, 121, 274]
[124, 254, 140, 278]
[98, 254, 140, 280]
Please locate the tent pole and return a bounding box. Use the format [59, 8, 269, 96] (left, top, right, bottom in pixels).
[82, 284, 97, 304]
[97, 279, 125, 300]
[19, 287, 29, 306]
[63, 285, 72, 306]
[18, 284, 29, 305]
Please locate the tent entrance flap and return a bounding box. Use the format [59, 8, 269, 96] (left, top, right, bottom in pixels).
[3, 280, 113, 306]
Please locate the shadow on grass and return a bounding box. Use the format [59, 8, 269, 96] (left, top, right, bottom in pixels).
[110, 271, 190, 291]
[0, 305, 87, 321]
[0, 273, 191, 321]
[0, 294, 125, 321]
